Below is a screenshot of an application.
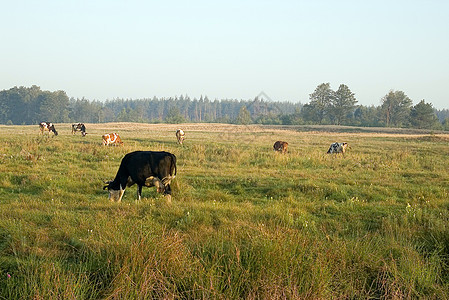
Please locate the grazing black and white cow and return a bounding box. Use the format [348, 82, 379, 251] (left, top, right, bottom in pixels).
[327, 142, 349, 154]
[176, 129, 185, 144]
[72, 123, 87, 136]
[103, 151, 177, 202]
[39, 122, 58, 136]
[273, 141, 288, 154]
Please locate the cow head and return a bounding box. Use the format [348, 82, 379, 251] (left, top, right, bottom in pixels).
[51, 125, 58, 136]
[109, 188, 125, 202]
[103, 181, 125, 202]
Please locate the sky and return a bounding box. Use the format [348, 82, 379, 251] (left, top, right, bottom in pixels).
[2, 0, 449, 109]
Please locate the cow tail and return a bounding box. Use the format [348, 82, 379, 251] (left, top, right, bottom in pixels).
[171, 154, 177, 178]
[161, 154, 177, 186]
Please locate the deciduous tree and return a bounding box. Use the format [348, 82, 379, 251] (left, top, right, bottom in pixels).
[380, 90, 412, 127]
[306, 83, 333, 124]
[328, 84, 357, 125]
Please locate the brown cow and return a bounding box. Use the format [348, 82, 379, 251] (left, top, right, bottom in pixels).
[273, 141, 288, 154]
[102, 133, 123, 146]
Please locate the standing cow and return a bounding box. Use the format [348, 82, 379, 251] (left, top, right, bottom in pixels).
[103, 151, 177, 202]
[102, 133, 123, 146]
[176, 129, 185, 144]
[72, 123, 87, 136]
[273, 141, 288, 154]
[327, 142, 349, 154]
[39, 122, 58, 136]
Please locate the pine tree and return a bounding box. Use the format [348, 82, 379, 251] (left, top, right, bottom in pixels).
[235, 106, 252, 125]
[409, 100, 440, 129]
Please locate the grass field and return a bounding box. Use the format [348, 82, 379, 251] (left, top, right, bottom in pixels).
[0, 123, 449, 299]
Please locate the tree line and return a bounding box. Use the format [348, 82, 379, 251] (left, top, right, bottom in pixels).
[1, 85, 448, 130]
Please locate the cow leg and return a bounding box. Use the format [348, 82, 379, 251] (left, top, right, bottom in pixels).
[165, 194, 172, 203]
[145, 176, 171, 203]
[137, 185, 143, 201]
[118, 188, 125, 202]
[162, 184, 172, 203]
[163, 184, 172, 203]
[164, 184, 172, 195]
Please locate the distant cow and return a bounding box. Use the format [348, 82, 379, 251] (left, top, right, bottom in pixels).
[103, 151, 177, 202]
[273, 141, 288, 154]
[102, 133, 123, 146]
[176, 129, 185, 144]
[39, 122, 58, 136]
[327, 142, 349, 154]
[72, 123, 87, 136]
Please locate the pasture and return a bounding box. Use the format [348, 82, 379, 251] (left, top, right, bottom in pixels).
[0, 123, 448, 299]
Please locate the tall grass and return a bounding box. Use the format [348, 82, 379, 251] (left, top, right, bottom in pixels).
[0, 123, 448, 298]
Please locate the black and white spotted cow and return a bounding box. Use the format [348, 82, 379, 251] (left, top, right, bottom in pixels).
[327, 142, 349, 154]
[39, 122, 58, 136]
[103, 151, 177, 202]
[71, 123, 87, 136]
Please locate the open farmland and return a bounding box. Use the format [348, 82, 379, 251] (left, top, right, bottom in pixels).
[0, 123, 449, 299]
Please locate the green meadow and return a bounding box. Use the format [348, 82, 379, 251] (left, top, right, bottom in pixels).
[0, 123, 448, 299]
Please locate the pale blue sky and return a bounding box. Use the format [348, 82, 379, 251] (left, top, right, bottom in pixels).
[2, 0, 448, 108]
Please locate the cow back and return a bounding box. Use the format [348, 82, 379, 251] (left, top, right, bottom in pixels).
[103, 133, 123, 145]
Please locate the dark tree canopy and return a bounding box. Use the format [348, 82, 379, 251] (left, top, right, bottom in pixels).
[410, 100, 440, 129]
[0, 86, 69, 124]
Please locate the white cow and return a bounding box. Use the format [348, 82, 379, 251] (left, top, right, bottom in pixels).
[176, 129, 185, 144]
